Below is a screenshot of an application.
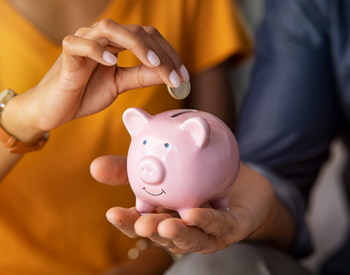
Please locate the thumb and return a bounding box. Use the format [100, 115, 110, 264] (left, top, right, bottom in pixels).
[116, 65, 164, 94]
[90, 155, 129, 186]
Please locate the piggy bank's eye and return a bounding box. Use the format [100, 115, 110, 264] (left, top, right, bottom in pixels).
[143, 140, 147, 145]
[164, 143, 169, 148]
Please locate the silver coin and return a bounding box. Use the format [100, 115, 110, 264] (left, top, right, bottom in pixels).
[167, 81, 191, 100]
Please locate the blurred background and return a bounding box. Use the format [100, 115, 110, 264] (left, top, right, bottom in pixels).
[232, 0, 350, 273]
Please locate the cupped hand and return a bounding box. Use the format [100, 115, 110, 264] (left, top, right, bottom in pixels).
[91, 156, 276, 255]
[4, 19, 189, 142]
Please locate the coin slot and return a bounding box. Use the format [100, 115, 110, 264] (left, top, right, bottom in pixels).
[169, 110, 196, 118]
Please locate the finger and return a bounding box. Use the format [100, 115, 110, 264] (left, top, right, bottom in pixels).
[182, 208, 239, 243]
[90, 156, 128, 186]
[84, 20, 157, 66]
[134, 214, 179, 249]
[134, 213, 172, 237]
[75, 26, 122, 55]
[157, 217, 219, 254]
[124, 24, 188, 85]
[106, 207, 140, 238]
[85, 19, 185, 88]
[62, 35, 118, 73]
[148, 233, 176, 249]
[143, 26, 190, 82]
[115, 65, 163, 92]
[74, 26, 92, 37]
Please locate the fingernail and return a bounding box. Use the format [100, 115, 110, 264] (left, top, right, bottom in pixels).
[106, 214, 122, 226]
[180, 65, 190, 81]
[103, 51, 118, 65]
[169, 70, 181, 88]
[147, 50, 160, 67]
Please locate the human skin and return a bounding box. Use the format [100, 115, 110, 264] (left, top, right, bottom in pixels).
[0, 1, 240, 273]
[0, 0, 235, 181]
[0, 18, 190, 180]
[0, 16, 190, 275]
[91, 156, 295, 256]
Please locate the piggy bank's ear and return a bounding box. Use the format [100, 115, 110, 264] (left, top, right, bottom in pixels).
[180, 117, 210, 147]
[123, 107, 152, 136]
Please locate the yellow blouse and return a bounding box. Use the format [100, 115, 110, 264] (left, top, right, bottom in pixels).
[0, 0, 251, 274]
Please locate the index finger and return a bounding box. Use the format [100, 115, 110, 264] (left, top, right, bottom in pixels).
[106, 207, 140, 238]
[157, 217, 219, 254]
[84, 19, 188, 88]
[182, 208, 241, 243]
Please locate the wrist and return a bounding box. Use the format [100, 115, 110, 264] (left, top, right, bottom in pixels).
[0, 89, 46, 143]
[246, 197, 295, 250]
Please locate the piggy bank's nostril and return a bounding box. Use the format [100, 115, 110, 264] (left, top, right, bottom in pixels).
[137, 156, 165, 184]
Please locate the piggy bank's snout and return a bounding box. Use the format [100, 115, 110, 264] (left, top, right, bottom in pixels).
[137, 156, 165, 184]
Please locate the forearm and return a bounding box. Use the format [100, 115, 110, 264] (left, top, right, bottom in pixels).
[186, 61, 235, 130]
[230, 163, 295, 250]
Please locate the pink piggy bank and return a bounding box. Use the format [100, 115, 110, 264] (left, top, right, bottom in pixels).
[123, 107, 240, 217]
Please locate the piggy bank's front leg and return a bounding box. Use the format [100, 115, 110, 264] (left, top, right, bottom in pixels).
[135, 197, 157, 215]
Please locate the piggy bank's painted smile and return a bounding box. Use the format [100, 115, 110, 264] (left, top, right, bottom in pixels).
[142, 187, 166, 196]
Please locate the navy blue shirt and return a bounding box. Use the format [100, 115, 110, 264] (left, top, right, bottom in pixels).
[237, 0, 350, 257]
